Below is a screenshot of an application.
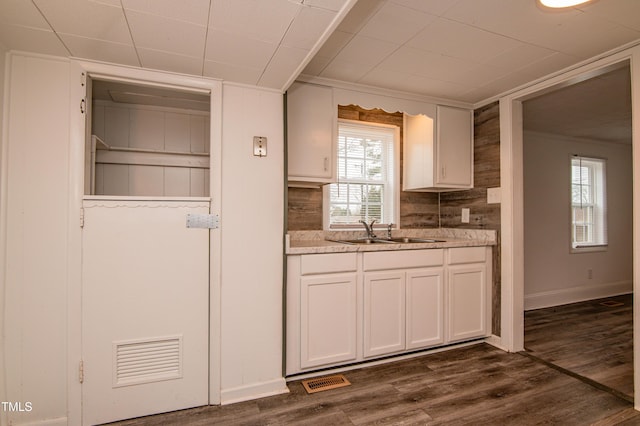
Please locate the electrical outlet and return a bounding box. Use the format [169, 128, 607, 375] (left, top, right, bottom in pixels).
[588, 269, 593, 279]
[461, 208, 470, 223]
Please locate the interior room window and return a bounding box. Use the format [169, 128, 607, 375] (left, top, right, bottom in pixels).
[326, 120, 398, 228]
[571, 155, 607, 251]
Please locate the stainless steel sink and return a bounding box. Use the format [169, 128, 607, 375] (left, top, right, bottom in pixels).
[329, 237, 445, 245]
[328, 238, 395, 245]
[385, 237, 445, 243]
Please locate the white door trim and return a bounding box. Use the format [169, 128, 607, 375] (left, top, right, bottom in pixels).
[498, 46, 640, 408]
[67, 59, 223, 424]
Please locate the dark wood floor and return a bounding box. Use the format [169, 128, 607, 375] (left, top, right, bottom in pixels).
[524, 294, 634, 400]
[108, 343, 640, 426]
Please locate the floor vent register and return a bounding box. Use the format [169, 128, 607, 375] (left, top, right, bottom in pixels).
[301, 374, 351, 394]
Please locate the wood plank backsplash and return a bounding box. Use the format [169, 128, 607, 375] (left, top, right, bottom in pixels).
[286, 101, 501, 336]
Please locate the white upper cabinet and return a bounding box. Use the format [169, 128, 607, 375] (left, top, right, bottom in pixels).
[287, 82, 336, 186]
[403, 105, 473, 192]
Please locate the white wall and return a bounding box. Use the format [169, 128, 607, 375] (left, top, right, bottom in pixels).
[219, 83, 287, 403]
[2, 53, 71, 425]
[523, 131, 633, 310]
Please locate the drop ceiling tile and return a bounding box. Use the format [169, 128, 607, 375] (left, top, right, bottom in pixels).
[258, 45, 310, 88]
[137, 48, 204, 76]
[122, 0, 211, 26]
[378, 46, 472, 82]
[578, 0, 640, 32]
[445, 63, 511, 88]
[91, 0, 122, 6]
[0, 24, 69, 56]
[303, 0, 350, 12]
[59, 33, 140, 66]
[125, 10, 207, 58]
[530, 11, 640, 58]
[209, 0, 300, 44]
[282, 6, 336, 50]
[407, 18, 521, 64]
[332, 34, 399, 68]
[0, 0, 51, 29]
[443, 0, 582, 47]
[203, 60, 261, 85]
[206, 28, 278, 69]
[358, 2, 435, 45]
[514, 51, 580, 82]
[360, 67, 470, 99]
[320, 58, 375, 81]
[488, 43, 556, 71]
[33, 0, 132, 44]
[390, 0, 463, 17]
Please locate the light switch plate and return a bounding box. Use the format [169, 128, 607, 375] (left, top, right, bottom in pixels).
[461, 208, 470, 223]
[487, 187, 501, 204]
[253, 136, 267, 157]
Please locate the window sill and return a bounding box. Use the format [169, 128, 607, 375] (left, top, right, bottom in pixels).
[570, 245, 608, 254]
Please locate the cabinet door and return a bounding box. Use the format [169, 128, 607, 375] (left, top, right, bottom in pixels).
[363, 272, 406, 358]
[300, 274, 357, 369]
[436, 105, 473, 187]
[447, 264, 486, 342]
[406, 268, 444, 350]
[287, 82, 335, 183]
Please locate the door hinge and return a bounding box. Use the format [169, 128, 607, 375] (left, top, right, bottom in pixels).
[79, 360, 84, 384]
[80, 208, 85, 228]
[81, 72, 86, 87]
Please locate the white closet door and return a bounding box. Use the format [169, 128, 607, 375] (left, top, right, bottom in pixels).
[81, 199, 210, 425]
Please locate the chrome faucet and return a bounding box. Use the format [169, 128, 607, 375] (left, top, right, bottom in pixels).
[359, 219, 377, 239]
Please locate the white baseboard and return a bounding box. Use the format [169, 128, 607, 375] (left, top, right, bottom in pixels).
[220, 377, 289, 405]
[524, 280, 632, 311]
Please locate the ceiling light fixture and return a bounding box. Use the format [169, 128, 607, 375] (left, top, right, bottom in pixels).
[538, 0, 592, 8]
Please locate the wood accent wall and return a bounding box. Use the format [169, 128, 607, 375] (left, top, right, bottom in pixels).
[286, 101, 502, 336]
[440, 101, 501, 335]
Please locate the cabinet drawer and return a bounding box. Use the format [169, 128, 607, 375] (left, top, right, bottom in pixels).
[448, 247, 486, 265]
[363, 249, 444, 271]
[301, 253, 357, 275]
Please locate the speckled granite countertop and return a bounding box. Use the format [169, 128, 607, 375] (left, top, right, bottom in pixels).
[286, 228, 497, 255]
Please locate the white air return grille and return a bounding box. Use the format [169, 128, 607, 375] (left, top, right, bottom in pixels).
[113, 335, 183, 387]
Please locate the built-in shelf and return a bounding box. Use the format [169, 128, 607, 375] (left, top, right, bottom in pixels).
[93, 135, 209, 169]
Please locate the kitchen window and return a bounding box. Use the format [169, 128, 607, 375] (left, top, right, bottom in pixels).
[571, 155, 607, 251]
[325, 120, 399, 228]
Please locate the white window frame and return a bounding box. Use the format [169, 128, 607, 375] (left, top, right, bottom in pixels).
[570, 155, 607, 253]
[323, 119, 400, 230]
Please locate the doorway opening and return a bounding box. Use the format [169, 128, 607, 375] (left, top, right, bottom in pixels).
[80, 75, 215, 424]
[521, 64, 633, 400]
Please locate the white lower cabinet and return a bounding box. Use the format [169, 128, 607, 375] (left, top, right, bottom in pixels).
[300, 273, 357, 369]
[363, 271, 406, 358]
[406, 268, 445, 350]
[363, 267, 444, 358]
[287, 246, 490, 375]
[447, 247, 490, 342]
